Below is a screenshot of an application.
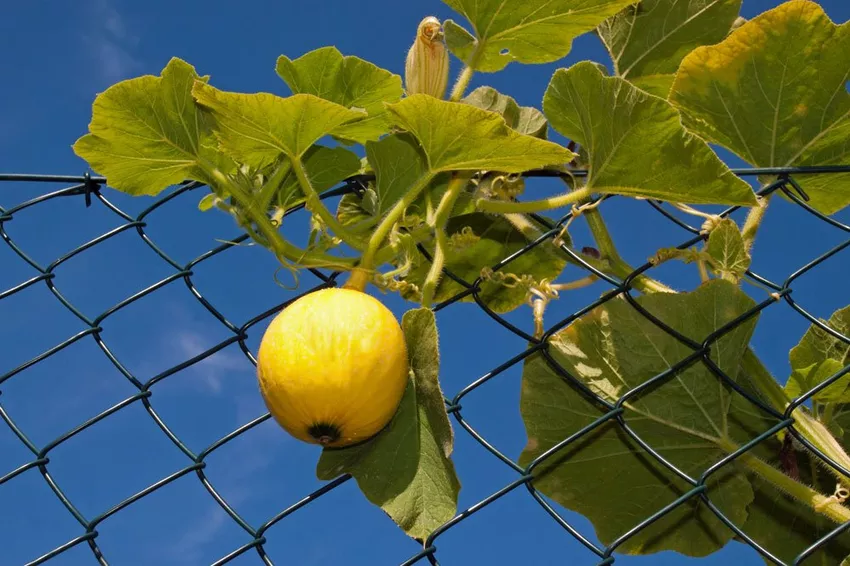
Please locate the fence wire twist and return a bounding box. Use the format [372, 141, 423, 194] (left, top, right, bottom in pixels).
[1, 166, 850, 566]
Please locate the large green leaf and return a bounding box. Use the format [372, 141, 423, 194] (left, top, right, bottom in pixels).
[669, 0, 850, 215]
[543, 61, 757, 205]
[519, 280, 768, 556]
[73, 57, 218, 196]
[785, 306, 850, 406]
[441, 0, 636, 72]
[399, 212, 568, 313]
[385, 94, 575, 173]
[317, 308, 459, 541]
[461, 86, 547, 138]
[192, 82, 365, 167]
[597, 0, 742, 94]
[274, 145, 361, 210]
[276, 47, 403, 144]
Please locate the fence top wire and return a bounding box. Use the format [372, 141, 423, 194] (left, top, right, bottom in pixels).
[1, 166, 850, 566]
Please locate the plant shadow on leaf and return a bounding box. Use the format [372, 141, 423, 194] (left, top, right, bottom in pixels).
[516, 279, 850, 559]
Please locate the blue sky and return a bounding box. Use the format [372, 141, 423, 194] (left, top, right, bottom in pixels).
[2, 0, 850, 565]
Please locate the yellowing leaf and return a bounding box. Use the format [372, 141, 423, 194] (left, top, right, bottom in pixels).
[543, 61, 757, 205]
[669, 0, 850, 214]
[73, 57, 217, 196]
[192, 82, 365, 167]
[442, 0, 636, 72]
[385, 94, 575, 173]
[276, 47, 403, 144]
[598, 0, 742, 83]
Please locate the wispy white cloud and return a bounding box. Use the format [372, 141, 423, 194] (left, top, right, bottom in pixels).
[81, 0, 141, 85]
[165, 503, 234, 565]
[173, 330, 251, 395]
[161, 396, 282, 564]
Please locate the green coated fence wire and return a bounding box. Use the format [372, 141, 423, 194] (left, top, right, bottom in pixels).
[1, 166, 850, 566]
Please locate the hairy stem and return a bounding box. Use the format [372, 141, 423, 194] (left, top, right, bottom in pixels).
[421, 173, 470, 307]
[741, 194, 771, 252]
[291, 157, 366, 251]
[450, 65, 475, 102]
[476, 186, 593, 214]
[730, 445, 850, 525]
[209, 168, 355, 270]
[345, 172, 437, 292]
[740, 349, 850, 489]
[583, 207, 675, 294]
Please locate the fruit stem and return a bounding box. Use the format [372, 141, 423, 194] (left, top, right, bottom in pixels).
[421, 173, 470, 307]
[208, 167, 355, 270]
[291, 156, 367, 251]
[475, 186, 593, 214]
[346, 172, 437, 292]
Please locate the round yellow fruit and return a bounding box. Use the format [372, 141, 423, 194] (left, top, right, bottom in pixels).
[256, 287, 409, 448]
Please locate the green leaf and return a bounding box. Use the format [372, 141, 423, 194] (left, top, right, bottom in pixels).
[385, 94, 575, 173]
[273, 145, 361, 210]
[543, 61, 757, 206]
[631, 74, 676, 98]
[518, 280, 766, 556]
[197, 193, 218, 212]
[669, 0, 850, 215]
[399, 213, 567, 313]
[276, 46, 403, 144]
[192, 82, 365, 167]
[597, 0, 742, 82]
[785, 306, 850, 404]
[705, 218, 751, 282]
[441, 0, 636, 72]
[73, 57, 218, 196]
[336, 133, 438, 233]
[367, 134, 429, 216]
[461, 86, 547, 138]
[316, 308, 459, 541]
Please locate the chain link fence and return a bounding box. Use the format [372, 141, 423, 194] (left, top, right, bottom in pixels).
[1, 166, 849, 565]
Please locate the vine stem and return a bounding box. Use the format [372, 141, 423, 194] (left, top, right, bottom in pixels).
[421, 173, 471, 307]
[582, 207, 675, 294]
[448, 39, 483, 102]
[291, 157, 366, 251]
[450, 66, 474, 101]
[208, 168, 355, 270]
[740, 349, 850, 489]
[741, 193, 771, 252]
[725, 440, 850, 525]
[476, 186, 593, 214]
[345, 172, 436, 292]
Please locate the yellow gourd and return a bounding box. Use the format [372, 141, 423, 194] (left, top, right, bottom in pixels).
[256, 287, 409, 448]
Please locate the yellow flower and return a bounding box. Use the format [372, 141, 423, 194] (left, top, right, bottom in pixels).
[405, 16, 449, 99]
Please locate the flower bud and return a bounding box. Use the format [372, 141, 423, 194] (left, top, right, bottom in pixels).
[405, 16, 449, 99]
